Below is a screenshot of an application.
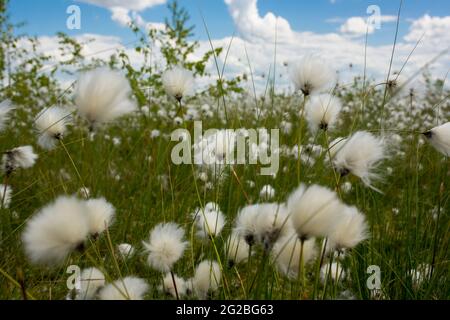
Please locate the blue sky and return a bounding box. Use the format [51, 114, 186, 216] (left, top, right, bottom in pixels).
[8, 0, 450, 44]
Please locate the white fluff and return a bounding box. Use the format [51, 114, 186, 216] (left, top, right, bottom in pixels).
[259, 184, 276, 200]
[2, 145, 38, 174]
[35, 107, 71, 150]
[333, 131, 386, 191]
[142, 222, 187, 272]
[408, 264, 430, 288]
[159, 273, 187, 298]
[234, 204, 260, 246]
[254, 203, 292, 250]
[0, 100, 15, 132]
[75, 68, 137, 126]
[22, 196, 89, 266]
[99, 276, 149, 300]
[162, 66, 194, 101]
[0, 184, 12, 208]
[287, 184, 341, 240]
[320, 262, 346, 284]
[305, 94, 342, 132]
[84, 197, 116, 236]
[328, 205, 368, 250]
[193, 204, 226, 239]
[117, 243, 135, 259]
[225, 231, 251, 265]
[193, 260, 222, 299]
[76, 267, 105, 300]
[423, 122, 450, 156]
[289, 54, 335, 96]
[328, 137, 347, 158]
[271, 233, 317, 279]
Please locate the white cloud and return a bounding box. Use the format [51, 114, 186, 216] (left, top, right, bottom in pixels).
[404, 14, 450, 43]
[339, 15, 398, 36]
[77, 0, 166, 11]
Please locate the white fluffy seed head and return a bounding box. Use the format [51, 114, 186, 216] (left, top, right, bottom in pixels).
[35, 107, 72, 150]
[287, 184, 341, 240]
[193, 204, 226, 239]
[320, 262, 346, 284]
[0, 100, 15, 132]
[225, 231, 251, 265]
[142, 222, 187, 272]
[254, 203, 292, 250]
[271, 233, 317, 279]
[305, 94, 342, 133]
[84, 197, 116, 236]
[99, 277, 149, 300]
[75, 68, 137, 126]
[0, 184, 12, 208]
[76, 267, 105, 300]
[259, 184, 276, 200]
[235, 204, 260, 246]
[333, 131, 386, 191]
[328, 205, 369, 250]
[193, 260, 222, 299]
[162, 66, 194, 101]
[289, 54, 335, 96]
[159, 273, 187, 298]
[117, 243, 135, 259]
[22, 196, 89, 266]
[423, 122, 450, 157]
[2, 145, 38, 174]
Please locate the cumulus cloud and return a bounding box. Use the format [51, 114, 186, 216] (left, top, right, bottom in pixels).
[77, 0, 166, 11]
[339, 15, 398, 36]
[404, 14, 450, 43]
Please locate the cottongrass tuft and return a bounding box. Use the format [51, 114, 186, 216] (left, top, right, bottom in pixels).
[225, 231, 251, 266]
[117, 243, 135, 259]
[76, 267, 105, 300]
[22, 196, 89, 266]
[35, 106, 72, 150]
[192, 260, 222, 299]
[0, 100, 15, 132]
[234, 204, 260, 246]
[159, 273, 187, 298]
[162, 66, 194, 102]
[192, 203, 226, 239]
[422, 122, 450, 156]
[84, 197, 116, 237]
[304, 93, 342, 132]
[142, 222, 187, 272]
[320, 262, 346, 284]
[0, 184, 12, 208]
[332, 131, 386, 192]
[254, 203, 291, 250]
[99, 276, 149, 300]
[328, 205, 368, 251]
[75, 68, 137, 127]
[2, 145, 38, 175]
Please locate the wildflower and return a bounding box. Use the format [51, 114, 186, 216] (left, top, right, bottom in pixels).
[234, 204, 260, 246]
[22, 196, 89, 266]
[328, 205, 368, 251]
[422, 122, 450, 156]
[0, 184, 12, 208]
[192, 260, 221, 299]
[305, 94, 342, 132]
[117, 243, 135, 259]
[254, 203, 291, 250]
[162, 66, 194, 102]
[333, 131, 386, 191]
[271, 233, 317, 279]
[193, 204, 226, 239]
[76, 267, 105, 300]
[74, 68, 137, 127]
[259, 184, 275, 200]
[99, 277, 149, 300]
[320, 262, 346, 284]
[2, 146, 38, 176]
[84, 197, 116, 237]
[287, 184, 341, 240]
[35, 107, 72, 150]
[159, 273, 187, 298]
[290, 54, 334, 96]
[142, 222, 187, 272]
[0, 100, 14, 132]
[225, 231, 251, 266]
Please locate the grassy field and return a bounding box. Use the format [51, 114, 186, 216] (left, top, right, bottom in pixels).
[0, 1, 449, 301]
